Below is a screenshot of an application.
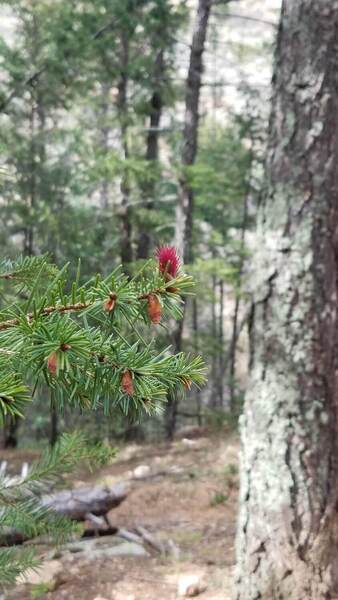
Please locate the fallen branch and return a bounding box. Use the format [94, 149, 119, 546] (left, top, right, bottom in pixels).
[41, 482, 127, 521]
[0, 482, 127, 546]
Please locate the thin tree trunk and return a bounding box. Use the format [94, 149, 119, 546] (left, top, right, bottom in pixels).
[209, 273, 218, 407]
[24, 101, 37, 256]
[192, 297, 202, 425]
[228, 192, 249, 411]
[117, 32, 133, 269]
[137, 49, 164, 259]
[236, 2, 338, 598]
[50, 406, 58, 447]
[10, 101, 37, 446]
[218, 279, 224, 407]
[23, 12, 41, 257]
[164, 315, 184, 440]
[165, 0, 212, 439]
[99, 81, 111, 211]
[175, 0, 212, 264]
[3, 416, 19, 449]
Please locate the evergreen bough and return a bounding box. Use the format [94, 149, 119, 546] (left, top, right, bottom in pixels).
[0, 251, 205, 583]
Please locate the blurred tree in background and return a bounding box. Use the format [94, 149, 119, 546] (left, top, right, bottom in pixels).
[0, 0, 272, 444]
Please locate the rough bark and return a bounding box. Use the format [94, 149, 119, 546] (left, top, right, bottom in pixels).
[236, 2, 338, 599]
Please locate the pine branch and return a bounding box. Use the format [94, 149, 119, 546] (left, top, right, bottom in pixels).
[0, 432, 113, 583]
[0, 256, 57, 285]
[0, 254, 206, 421]
[0, 249, 206, 581]
[3, 432, 114, 494]
[0, 547, 39, 585]
[0, 302, 90, 331]
[0, 273, 193, 331]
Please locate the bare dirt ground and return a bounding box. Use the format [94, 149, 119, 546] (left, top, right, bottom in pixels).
[4, 430, 239, 600]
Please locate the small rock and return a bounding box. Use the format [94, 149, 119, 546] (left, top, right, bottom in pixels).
[176, 425, 210, 439]
[169, 464, 183, 474]
[221, 445, 238, 464]
[66, 539, 149, 560]
[92, 541, 149, 559]
[17, 559, 63, 585]
[167, 539, 180, 559]
[180, 437, 209, 451]
[118, 444, 140, 461]
[133, 464, 151, 478]
[178, 574, 207, 597]
[112, 593, 136, 600]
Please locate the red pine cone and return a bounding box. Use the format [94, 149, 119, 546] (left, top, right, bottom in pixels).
[47, 351, 58, 376]
[103, 292, 117, 312]
[155, 246, 180, 280]
[60, 343, 71, 352]
[121, 369, 134, 396]
[147, 293, 162, 324]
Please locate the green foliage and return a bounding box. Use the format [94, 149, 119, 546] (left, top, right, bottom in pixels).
[210, 463, 239, 507]
[210, 491, 228, 507]
[0, 251, 205, 583]
[0, 431, 113, 584]
[0, 547, 38, 586]
[193, 122, 252, 245]
[0, 374, 31, 421]
[31, 582, 55, 599]
[204, 408, 240, 432]
[0, 255, 205, 421]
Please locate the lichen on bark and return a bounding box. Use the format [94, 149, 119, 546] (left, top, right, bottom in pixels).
[235, 1, 338, 598]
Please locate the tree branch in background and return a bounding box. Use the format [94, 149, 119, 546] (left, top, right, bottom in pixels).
[0, 18, 116, 114]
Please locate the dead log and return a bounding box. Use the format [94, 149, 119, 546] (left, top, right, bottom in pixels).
[0, 482, 127, 546]
[41, 482, 127, 521]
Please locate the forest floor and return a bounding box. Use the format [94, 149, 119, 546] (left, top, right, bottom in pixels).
[4, 428, 239, 600]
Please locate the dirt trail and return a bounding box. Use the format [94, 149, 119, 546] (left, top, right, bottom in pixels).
[6, 431, 239, 600]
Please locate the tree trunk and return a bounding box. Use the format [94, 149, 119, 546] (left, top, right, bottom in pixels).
[136, 49, 164, 260]
[217, 279, 224, 407]
[99, 81, 111, 211]
[209, 272, 218, 408]
[229, 190, 249, 411]
[23, 100, 37, 257]
[3, 416, 19, 449]
[192, 297, 202, 426]
[50, 406, 58, 447]
[165, 0, 212, 439]
[175, 0, 212, 264]
[117, 32, 133, 270]
[236, 2, 338, 599]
